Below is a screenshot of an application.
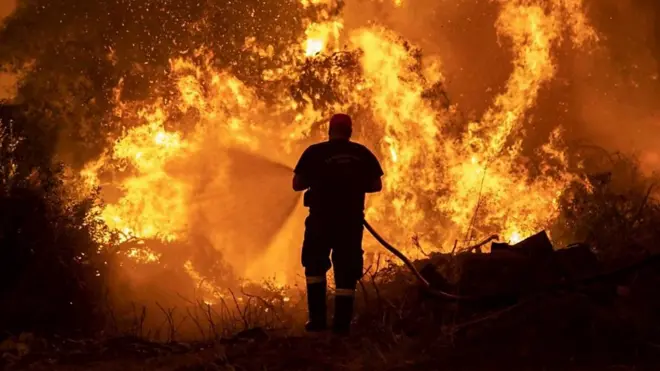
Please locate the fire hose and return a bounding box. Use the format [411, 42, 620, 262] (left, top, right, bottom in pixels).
[225, 149, 653, 302]
[363, 220, 497, 301]
[364, 220, 660, 302]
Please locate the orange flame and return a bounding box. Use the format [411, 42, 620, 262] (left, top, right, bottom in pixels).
[80, 0, 597, 296]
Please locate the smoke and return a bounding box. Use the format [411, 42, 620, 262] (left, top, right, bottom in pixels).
[189, 146, 302, 282]
[0, 0, 16, 99]
[572, 0, 660, 175]
[342, 0, 660, 174]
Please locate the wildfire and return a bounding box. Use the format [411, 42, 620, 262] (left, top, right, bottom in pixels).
[303, 20, 343, 56]
[126, 246, 161, 264]
[80, 0, 597, 298]
[99, 114, 191, 243]
[300, 0, 334, 8]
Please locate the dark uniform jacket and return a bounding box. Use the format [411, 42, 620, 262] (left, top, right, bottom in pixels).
[294, 139, 383, 217]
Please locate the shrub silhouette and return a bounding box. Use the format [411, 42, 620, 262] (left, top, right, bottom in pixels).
[0, 104, 112, 336]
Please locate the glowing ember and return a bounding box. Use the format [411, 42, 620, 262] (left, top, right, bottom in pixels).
[509, 232, 523, 245]
[183, 260, 224, 304]
[126, 247, 161, 264]
[305, 39, 324, 56]
[303, 21, 343, 56]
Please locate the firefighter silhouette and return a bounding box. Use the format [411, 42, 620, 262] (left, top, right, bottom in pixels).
[292, 113, 383, 334]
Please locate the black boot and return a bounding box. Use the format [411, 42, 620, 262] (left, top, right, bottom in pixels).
[332, 291, 354, 335]
[304, 281, 327, 332]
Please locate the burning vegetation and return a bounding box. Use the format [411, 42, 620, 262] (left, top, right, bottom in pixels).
[1, 0, 660, 368]
[64, 0, 599, 297]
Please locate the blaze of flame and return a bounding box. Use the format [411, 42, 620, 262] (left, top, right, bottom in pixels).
[100, 113, 191, 243]
[127, 246, 161, 264]
[183, 260, 223, 304]
[80, 0, 597, 298]
[300, 0, 334, 8]
[351, 27, 442, 234]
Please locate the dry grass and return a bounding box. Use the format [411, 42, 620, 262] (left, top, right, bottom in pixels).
[6, 254, 660, 371]
[5, 153, 660, 370]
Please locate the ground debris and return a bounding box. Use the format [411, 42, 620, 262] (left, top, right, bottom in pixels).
[417, 230, 609, 299]
[1, 334, 231, 371]
[8, 234, 660, 370]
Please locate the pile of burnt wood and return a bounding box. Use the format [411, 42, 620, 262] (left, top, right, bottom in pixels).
[414, 232, 641, 301]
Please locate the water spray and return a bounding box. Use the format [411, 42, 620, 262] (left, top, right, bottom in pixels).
[221, 147, 469, 299]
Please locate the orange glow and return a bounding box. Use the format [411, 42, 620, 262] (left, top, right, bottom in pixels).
[304, 21, 343, 56]
[79, 0, 597, 298]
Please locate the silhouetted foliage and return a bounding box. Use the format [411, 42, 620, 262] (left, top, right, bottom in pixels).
[0, 105, 112, 336]
[0, 0, 347, 337]
[552, 152, 660, 259]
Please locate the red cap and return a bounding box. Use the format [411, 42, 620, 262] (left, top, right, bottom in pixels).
[329, 113, 352, 132]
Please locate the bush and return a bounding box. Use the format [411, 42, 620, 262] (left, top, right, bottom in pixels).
[0, 105, 112, 336]
[552, 151, 660, 259]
